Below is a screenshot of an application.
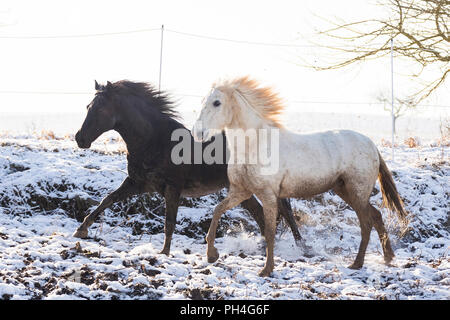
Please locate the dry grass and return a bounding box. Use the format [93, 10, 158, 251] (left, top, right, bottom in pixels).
[36, 130, 56, 140]
[292, 208, 316, 227]
[0, 131, 11, 138]
[437, 117, 450, 147]
[380, 138, 398, 148]
[404, 137, 420, 148]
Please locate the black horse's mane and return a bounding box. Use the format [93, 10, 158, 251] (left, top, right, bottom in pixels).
[105, 80, 179, 120]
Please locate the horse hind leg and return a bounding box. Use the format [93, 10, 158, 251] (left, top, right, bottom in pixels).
[241, 197, 303, 247]
[241, 196, 265, 236]
[349, 207, 372, 269]
[369, 204, 395, 265]
[278, 198, 303, 246]
[333, 182, 373, 269]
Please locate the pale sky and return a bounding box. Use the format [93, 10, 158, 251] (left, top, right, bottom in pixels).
[0, 0, 448, 116]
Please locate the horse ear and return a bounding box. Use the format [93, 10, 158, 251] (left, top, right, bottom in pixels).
[95, 80, 100, 91]
[106, 81, 112, 87]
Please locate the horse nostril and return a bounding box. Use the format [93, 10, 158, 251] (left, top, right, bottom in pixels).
[75, 130, 88, 148]
[192, 122, 207, 142]
[75, 131, 82, 143]
[195, 129, 204, 141]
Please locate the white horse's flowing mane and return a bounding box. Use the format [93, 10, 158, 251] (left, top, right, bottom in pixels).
[214, 76, 285, 128]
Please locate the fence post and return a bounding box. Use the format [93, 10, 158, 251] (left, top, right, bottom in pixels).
[158, 24, 164, 92]
[390, 38, 395, 161]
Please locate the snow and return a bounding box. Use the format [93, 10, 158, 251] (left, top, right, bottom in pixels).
[0, 134, 448, 300]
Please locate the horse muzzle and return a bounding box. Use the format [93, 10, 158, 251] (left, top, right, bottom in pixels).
[193, 128, 210, 142]
[192, 121, 211, 142]
[75, 130, 92, 149]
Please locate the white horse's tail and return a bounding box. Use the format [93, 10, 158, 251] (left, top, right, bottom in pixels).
[377, 151, 408, 226]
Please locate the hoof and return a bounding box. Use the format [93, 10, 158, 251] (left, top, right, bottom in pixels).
[72, 228, 89, 239]
[207, 247, 219, 263]
[299, 243, 314, 258]
[384, 254, 395, 266]
[159, 248, 170, 256]
[294, 239, 304, 248]
[258, 267, 273, 277]
[348, 262, 363, 270]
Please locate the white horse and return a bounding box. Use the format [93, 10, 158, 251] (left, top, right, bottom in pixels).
[193, 76, 408, 277]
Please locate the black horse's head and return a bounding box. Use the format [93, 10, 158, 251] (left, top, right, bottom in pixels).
[75, 80, 117, 149]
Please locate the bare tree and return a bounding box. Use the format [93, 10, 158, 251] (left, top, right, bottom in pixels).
[375, 90, 417, 133]
[309, 0, 449, 103]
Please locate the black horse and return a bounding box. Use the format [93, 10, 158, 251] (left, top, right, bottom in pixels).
[73, 80, 301, 255]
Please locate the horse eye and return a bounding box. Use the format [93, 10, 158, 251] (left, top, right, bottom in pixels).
[213, 100, 221, 107]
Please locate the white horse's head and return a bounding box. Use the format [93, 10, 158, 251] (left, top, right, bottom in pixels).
[192, 87, 234, 142]
[193, 76, 284, 142]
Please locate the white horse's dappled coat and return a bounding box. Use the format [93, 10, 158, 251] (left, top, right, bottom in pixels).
[265, 129, 379, 198]
[193, 76, 407, 277]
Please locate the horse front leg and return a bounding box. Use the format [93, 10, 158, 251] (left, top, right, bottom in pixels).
[241, 197, 302, 247]
[206, 188, 251, 263]
[259, 195, 278, 277]
[159, 185, 181, 255]
[73, 177, 143, 238]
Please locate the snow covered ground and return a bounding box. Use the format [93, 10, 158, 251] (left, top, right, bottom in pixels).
[0, 134, 448, 300]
